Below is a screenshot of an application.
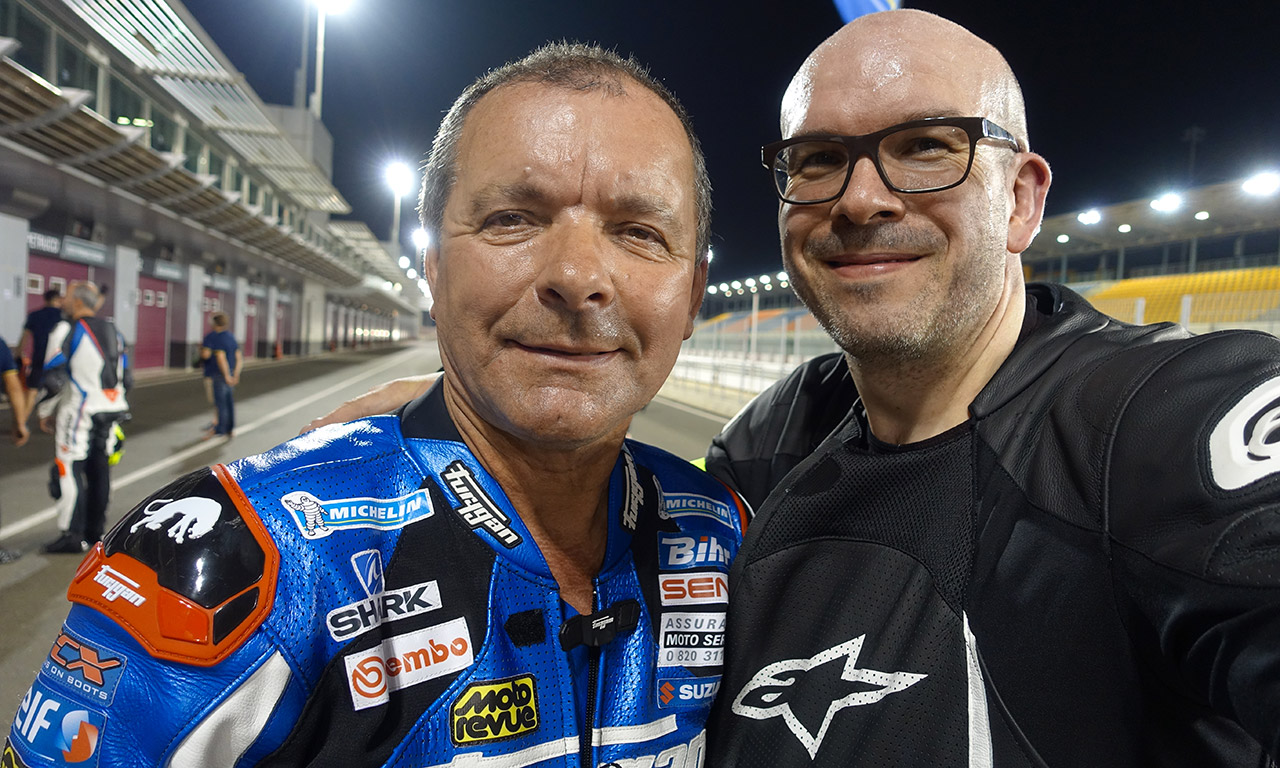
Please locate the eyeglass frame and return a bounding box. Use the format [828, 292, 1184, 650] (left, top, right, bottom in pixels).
[761, 116, 1023, 205]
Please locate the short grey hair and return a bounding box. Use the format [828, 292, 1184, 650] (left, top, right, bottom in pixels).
[419, 42, 712, 263]
[71, 281, 98, 309]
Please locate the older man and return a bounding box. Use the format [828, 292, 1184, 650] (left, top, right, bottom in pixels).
[5, 44, 742, 768]
[706, 10, 1280, 767]
[37, 281, 131, 554]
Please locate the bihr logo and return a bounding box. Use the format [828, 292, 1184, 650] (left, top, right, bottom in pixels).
[326, 550, 442, 642]
[657, 675, 722, 709]
[450, 674, 539, 745]
[344, 617, 473, 711]
[659, 534, 731, 570]
[41, 628, 125, 704]
[279, 488, 433, 539]
[660, 492, 735, 529]
[441, 462, 522, 548]
[659, 571, 729, 606]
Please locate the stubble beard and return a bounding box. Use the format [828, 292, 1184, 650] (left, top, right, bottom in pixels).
[788, 221, 1007, 367]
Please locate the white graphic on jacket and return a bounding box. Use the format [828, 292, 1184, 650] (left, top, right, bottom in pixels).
[128, 497, 222, 544]
[281, 491, 331, 538]
[731, 635, 927, 759]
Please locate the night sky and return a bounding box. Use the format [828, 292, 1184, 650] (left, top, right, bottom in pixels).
[181, 0, 1280, 283]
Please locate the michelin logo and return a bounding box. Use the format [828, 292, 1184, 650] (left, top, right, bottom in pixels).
[327, 550, 442, 642]
[280, 489, 433, 539]
[660, 492, 735, 528]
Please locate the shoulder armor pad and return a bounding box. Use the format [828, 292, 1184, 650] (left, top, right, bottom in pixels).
[67, 465, 279, 667]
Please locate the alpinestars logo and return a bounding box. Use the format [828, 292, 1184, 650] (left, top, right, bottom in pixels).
[731, 635, 927, 759]
[1209, 376, 1280, 489]
[441, 461, 522, 548]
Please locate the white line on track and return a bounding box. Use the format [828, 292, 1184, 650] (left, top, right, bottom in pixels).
[0, 351, 415, 542]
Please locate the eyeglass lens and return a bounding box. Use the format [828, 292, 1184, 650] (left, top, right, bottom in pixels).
[772, 124, 974, 202]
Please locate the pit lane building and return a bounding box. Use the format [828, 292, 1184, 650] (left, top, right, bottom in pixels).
[0, 0, 426, 371]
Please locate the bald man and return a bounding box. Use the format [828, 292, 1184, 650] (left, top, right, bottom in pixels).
[297, 11, 1280, 765]
[705, 10, 1280, 766]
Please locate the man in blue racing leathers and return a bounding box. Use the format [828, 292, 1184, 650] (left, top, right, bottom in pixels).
[5, 42, 741, 768]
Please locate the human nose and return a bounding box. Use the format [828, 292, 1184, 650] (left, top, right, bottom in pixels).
[535, 223, 616, 311]
[828, 154, 906, 224]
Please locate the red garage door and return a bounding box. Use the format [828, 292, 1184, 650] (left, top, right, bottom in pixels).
[25, 254, 90, 315]
[134, 275, 170, 370]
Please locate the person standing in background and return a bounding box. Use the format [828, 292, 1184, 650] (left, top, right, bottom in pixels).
[37, 281, 131, 554]
[0, 334, 31, 563]
[200, 311, 240, 438]
[18, 288, 63, 424]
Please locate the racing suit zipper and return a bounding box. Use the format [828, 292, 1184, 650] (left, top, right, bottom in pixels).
[580, 588, 600, 767]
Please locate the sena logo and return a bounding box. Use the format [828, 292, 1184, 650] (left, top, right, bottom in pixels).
[659, 572, 729, 606]
[42, 630, 125, 704]
[451, 674, 539, 744]
[344, 617, 473, 711]
[659, 534, 731, 570]
[657, 676, 721, 709]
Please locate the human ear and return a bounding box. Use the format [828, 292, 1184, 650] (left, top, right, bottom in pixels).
[1007, 153, 1051, 254]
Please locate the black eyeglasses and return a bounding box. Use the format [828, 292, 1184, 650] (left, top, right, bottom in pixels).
[762, 117, 1022, 205]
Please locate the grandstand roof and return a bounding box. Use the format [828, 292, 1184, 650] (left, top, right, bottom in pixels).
[1025, 176, 1280, 264]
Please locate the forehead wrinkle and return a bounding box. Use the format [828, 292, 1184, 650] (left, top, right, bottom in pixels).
[468, 181, 551, 217]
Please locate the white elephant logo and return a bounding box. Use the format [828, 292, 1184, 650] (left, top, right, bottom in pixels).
[129, 497, 222, 543]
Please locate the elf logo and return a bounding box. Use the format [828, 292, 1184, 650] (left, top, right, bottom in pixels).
[657, 676, 721, 709]
[660, 571, 729, 606]
[326, 550, 442, 642]
[451, 674, 539, 744]
[659, 534, 731, 569]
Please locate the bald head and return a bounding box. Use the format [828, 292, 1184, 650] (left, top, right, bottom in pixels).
[781, 10, 1029, 150]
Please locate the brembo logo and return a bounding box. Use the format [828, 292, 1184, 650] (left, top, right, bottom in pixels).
[344, 617, 473, 711]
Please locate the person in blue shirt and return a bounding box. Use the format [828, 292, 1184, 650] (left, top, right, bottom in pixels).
[18, 288, 63, 422]
[200, 312, 241, 438]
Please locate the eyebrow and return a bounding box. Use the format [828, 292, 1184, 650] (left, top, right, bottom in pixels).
[468, 183, 688, 238]
[792, 108, 968, 138]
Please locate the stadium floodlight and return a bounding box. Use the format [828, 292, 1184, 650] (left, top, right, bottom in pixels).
[718, 282, 730, 292]
[406, 268, 418, 279]
[707, 247, 715, 263]
[731, 280, 742, 290]
[759, 274, 771, 284]
[707, 285, 719, 295]
[1243, 171, 1280, 197]
[411, 227, 430, 250]
[385, 161, 415, 199]
[745, 278, 756, 288]
[1076, 209, 1102, 225]
[1056, 234, 1070, 244]
[1195, 211, 1210, 221]
[1118, 224, 1132, 233]
[1150, 193, 1183, 213]
[398, 255, 410, 269]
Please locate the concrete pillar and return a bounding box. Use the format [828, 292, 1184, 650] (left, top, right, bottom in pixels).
[233, 275, 249, 345]
[0, 212, 30, 340]
[111, 245, 140, 347]
[170, 264, 207, 369]
[265, 285, 279, 355]
[1116, 246, 1125, 280]
[301, 280, 327, 355]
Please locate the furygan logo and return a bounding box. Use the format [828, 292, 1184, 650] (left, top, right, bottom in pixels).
[620, 449, 643, 533]
[93, 565, 145, 606]
[451, 674, 539, 745]
[441, 461, 522, 548]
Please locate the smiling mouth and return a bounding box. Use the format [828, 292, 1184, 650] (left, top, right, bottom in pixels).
[512, 341, 618, 357]
[824, 253, 923, 268]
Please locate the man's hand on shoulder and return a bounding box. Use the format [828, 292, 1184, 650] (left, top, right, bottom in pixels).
[300, 373, 438, 434]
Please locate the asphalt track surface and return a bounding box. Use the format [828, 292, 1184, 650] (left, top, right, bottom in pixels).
[0, 342, 730, 730]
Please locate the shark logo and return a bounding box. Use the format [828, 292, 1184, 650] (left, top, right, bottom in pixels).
[731, 635, 927, 759]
